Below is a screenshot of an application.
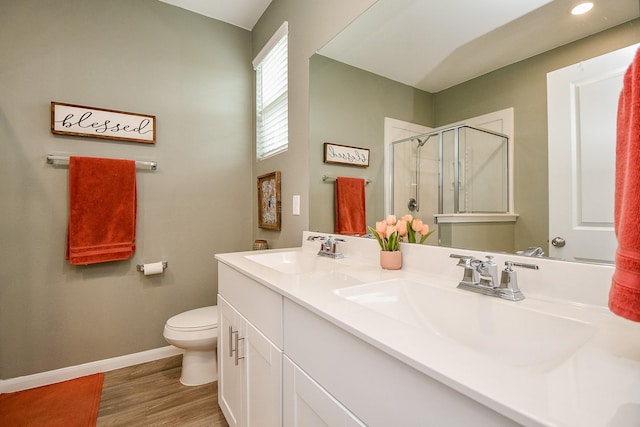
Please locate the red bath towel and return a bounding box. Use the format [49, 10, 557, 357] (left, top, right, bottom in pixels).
[609, 48, 640, 322]
[334, 176, 366, 235]
[66, 156, 137, 265]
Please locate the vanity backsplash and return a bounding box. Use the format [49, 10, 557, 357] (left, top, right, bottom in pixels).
[301, 231, 615, 309]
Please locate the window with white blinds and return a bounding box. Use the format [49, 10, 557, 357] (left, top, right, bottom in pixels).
[254, 22, 288, 160]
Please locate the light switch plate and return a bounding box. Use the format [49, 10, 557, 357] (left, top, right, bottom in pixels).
[292, 195, 301, 215]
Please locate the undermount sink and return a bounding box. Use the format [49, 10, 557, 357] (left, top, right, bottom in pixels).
[245, 251, 342, 274]
[334, 279, 595, 370]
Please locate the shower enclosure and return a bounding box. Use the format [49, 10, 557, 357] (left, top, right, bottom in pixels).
[390, 125, 510, 243]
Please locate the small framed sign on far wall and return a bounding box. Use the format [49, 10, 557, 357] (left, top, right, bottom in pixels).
[257, 171, 281, 230]
[323, 142, 370, 167]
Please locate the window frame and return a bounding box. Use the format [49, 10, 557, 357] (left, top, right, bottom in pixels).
[253, 21, 289, 161]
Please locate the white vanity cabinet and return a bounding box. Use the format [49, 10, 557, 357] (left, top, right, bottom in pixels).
[218, 264, 283, 427]
[283, 299, 520, 427]
[217, 248, 523, 426]
[216, 236, 637, 427]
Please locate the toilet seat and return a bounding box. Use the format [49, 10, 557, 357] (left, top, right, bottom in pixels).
[165, 306, 218, 332]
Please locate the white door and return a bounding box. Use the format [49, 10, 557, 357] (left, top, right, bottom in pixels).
[218, 296, 246, 427]
[246, 322, 282, 427]
[547, 43, 639, 263]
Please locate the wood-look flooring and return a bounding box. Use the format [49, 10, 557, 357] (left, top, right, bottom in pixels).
[97, 355, 229, 427]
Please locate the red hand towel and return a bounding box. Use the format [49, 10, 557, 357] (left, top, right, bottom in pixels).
[334, 177, 367, 235]
[66, 156, 137, 265]
[609, 48, 640, 321]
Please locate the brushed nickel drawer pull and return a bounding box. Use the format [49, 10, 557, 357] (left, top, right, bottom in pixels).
[228, 326, 234, 358]
[234, 332, 245, 366]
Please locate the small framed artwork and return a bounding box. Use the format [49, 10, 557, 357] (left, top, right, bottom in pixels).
[257, 171, 281, 230]
[323, 142, 370, 167]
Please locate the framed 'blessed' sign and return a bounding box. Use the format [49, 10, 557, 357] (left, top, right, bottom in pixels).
[51, 102, 156, 144]
[323, 142, 370, 167]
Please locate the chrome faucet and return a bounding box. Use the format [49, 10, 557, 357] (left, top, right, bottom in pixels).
[475, 255, 499, 288]
[310, 235, 345, 259]
[450, 254, 538, 301]
[516, 246, 544, 257]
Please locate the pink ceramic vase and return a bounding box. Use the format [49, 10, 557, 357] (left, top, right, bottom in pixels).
[380, 250, 402, 270]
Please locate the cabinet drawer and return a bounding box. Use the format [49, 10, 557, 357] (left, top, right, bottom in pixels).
[283, 355, 365, 427]
[283, 298, 518, 427]
[218, 263, 283, 348]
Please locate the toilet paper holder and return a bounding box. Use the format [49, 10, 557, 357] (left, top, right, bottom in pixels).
[136, 261, 168, 273]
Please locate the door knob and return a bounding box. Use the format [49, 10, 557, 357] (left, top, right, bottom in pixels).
[551, 237, 566, 247]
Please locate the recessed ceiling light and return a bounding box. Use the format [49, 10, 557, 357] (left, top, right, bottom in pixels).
[571, 2, 594, 15]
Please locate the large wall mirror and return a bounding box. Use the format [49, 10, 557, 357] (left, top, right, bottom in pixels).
[309, 0, 639, 263]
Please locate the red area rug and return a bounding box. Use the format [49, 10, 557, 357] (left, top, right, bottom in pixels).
[0, 373, 104, 426]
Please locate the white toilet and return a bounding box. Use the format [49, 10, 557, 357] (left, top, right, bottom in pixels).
[163, 305, 219, 386]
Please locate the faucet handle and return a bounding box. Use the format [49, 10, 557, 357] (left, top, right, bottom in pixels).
[506, 260, 539, 271]
[500, 262, 518, 290]
[449, 253, 474, 265]
[450, 253, 472, 259]
[498, 260, 539, 301]
[307, 235, 326, 241]
[450, 254, 479, 284]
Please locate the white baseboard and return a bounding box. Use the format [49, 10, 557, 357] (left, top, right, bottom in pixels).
[0, 346, 183, 393]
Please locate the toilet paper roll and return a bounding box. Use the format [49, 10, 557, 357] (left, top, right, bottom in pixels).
[143, 262, 164, 276]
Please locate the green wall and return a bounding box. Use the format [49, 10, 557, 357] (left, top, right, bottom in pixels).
[309, 54, 434, 232]
[0, 0, 382, 381]
[251, 0, 377, 247]
[435, 18, 639, 253]
[0, 0, 252, 378]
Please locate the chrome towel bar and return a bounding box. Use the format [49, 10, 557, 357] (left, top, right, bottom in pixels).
[46, 154, 158, 171]
[322, 175, 371, 184]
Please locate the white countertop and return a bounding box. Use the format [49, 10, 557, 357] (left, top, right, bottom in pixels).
[215, 232, 640, 427]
